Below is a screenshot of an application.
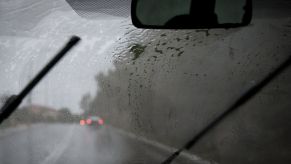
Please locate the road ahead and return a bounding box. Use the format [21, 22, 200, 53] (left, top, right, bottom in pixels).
[0, 124, 205, 164]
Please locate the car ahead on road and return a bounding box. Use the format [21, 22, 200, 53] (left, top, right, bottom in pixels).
[80, 116, 104, 127]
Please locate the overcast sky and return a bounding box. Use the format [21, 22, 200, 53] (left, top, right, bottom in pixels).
[0, 0, 130, 113]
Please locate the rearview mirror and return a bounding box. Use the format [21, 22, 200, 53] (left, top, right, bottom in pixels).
[131, 0, 252, 29]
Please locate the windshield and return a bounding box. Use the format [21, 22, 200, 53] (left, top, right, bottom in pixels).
[1, 0, 291, 164]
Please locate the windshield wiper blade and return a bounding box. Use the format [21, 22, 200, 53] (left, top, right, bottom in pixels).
[161, 54, 291, 164]
[0, 36, 81, 124]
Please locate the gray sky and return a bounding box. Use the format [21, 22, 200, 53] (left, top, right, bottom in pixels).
[0, 0, 129, 113]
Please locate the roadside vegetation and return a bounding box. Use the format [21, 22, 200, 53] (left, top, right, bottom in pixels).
[0, 105, 81, 129]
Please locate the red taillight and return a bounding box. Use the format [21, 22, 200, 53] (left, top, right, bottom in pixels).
[80, 119, 85, 126]
[86, 119, 92, 125]
[98, 119, 104, 125]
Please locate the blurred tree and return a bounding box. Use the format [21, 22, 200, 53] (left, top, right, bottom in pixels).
[80, 93, 92, 115]
[59, 107, 72, 122]
[0, 94, 12, 108]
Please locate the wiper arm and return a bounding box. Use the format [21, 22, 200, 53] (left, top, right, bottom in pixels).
[161, 54, 291, 164]
[0, 36, 81, 124]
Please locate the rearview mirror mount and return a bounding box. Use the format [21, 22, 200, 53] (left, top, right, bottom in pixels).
[131, 0, 252, 29]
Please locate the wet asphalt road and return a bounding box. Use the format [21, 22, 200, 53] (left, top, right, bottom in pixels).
[0, 124, 202, 164]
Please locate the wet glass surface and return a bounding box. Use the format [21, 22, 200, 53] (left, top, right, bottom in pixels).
[0, 0, 291, 164]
